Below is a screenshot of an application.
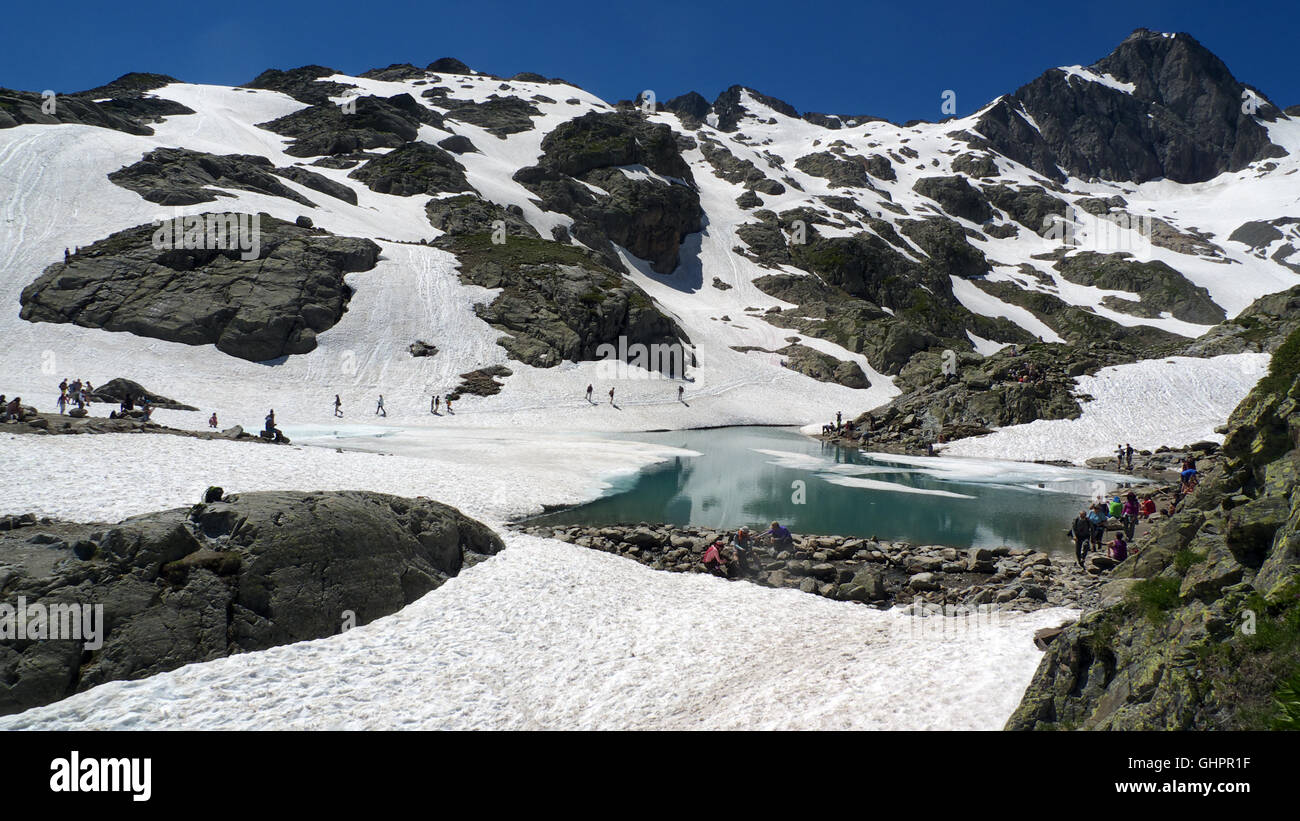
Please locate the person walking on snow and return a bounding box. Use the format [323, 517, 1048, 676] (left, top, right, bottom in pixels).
[431, 394, 439, 414]
[677, 385, 684, 402]
[608, 387, 615, 406]
[586, 384, 593, 403]
[334, 395, 343, 417]
[376, 395, 386, 417]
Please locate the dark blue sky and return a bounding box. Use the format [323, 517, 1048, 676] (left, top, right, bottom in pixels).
[2, 0, 1294, 123]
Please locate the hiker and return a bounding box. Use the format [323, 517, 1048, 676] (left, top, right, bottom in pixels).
[445, 394, 454, 413]
[58, 379, 67, 396]
[1071, 511, 1092, 567]
[677, 385, 684, 402]
[1087, 504, 1108, 550]
[586, 384, 593, 403]
[760, 520, 793, 550]
[836, 411, 842, 431]
[1115, 444, 1125, 470]
[1108, 532, 1129, 563]
[1140, 496, 1157, 518]
[334, 395, 343, 417]
[265, 409, 276, 433]
[730, 527, 761, 576]
[431, 394, 439, 414]
[702, 539, 729, 577]
[57, 391, 67, 414]
[608, 387, 615, 405]
[1108, 496, 1123, 519]
[1125, 443, 1135, 470]
[208, 412, 218, 429]
[375, 395, 386, 417]
[139, 399, 152, 421]
[1180, 466, 1199, 492]
[1121, 492, 1140, 539]
[925, 441, 935, 457]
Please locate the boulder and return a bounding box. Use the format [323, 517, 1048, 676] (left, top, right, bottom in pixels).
[0, 490, 503, 716]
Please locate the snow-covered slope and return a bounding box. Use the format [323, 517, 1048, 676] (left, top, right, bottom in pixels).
[2, 50, 1297, 439]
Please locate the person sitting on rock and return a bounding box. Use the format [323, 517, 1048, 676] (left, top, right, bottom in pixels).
[1140, 496, 1157, 518]
[1108, 532, 1128, 563]
[0, 395, 7, 421]
[4, 396, 23, 422]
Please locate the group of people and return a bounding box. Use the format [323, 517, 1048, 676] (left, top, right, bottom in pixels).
[262, 409, 287, 442]
[1010, 360, 1043, 385]
[108, 391, 152, 420]
[0, 395, 24, 422]
[1115, 443, 1136, 470]
[585, 384, 686, 406]
[328, 393, 460, 418]
[701, 521, 794, 579]
[56, 378, 94, 414]
[822, 411, 849, 436]
[331, 383, 691, 418]
[1069, 490, 1158, 567]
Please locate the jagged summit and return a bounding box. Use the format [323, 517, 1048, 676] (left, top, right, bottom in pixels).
[971, 28, 1287, 184]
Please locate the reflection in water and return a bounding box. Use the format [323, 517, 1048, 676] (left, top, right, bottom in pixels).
[532, 427, 1143, 554]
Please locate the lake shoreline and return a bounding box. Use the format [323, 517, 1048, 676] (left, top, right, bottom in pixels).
[515, 521, 1127, 619]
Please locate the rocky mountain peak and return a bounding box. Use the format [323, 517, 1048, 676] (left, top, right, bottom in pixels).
[974, 28, 1288, 184]
[709, 84, 799, 131]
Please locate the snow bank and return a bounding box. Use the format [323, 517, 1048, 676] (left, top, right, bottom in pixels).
[942, 353, 1268, 463]
[0, 532, 1073, 731]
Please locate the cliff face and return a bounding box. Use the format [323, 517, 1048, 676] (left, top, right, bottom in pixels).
[1007, 328, 1300, 730]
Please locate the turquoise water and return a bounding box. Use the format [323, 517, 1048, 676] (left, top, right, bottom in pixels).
[532, 426, 1142, 554]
